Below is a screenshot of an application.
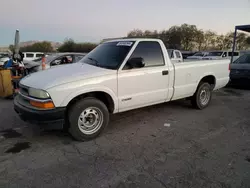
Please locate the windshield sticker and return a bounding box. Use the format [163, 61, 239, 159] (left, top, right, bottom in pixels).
[117, 42, 133, 46]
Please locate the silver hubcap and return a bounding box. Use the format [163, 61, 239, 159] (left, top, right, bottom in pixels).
[78, 107, 103, 135]
[200, 87, 210, 106]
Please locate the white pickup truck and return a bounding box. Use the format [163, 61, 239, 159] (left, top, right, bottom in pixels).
[14, 38, 229, 141]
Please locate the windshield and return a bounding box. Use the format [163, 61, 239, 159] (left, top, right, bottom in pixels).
[206, 52, 223, 56]
[80, 41, 135, 70]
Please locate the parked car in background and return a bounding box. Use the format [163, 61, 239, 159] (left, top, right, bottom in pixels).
[187, 51, 209, 60]
[24, 52, 87, 73]
[239, 50, 250, 56]
[0, 53, 9, 66]
[229, 53, 250, 86]
[202, 51, 239, 60]
[23, 52, 44, 61]
[180, 51, 196, 59]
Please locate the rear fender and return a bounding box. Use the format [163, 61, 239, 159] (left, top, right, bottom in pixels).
[197, 73, 216, 89]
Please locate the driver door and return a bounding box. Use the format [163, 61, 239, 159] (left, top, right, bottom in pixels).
[117, 41, 169, 112]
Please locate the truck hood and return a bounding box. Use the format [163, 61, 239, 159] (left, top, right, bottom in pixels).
[20, 63, 115, 90]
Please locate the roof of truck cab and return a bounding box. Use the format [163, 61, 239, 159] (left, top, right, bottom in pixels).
[104, 38, 162, 43]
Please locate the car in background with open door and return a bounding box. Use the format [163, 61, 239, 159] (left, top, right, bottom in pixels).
[187, 51, 209, 60]
[25, 53, 87, 73]
[0, 53, 10, 67]
[230, 53, 250, 86]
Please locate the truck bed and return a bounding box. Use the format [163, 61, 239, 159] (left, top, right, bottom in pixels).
[171, 59, 230, 100]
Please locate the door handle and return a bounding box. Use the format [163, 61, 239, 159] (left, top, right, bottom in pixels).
[162, 70, 169, 75]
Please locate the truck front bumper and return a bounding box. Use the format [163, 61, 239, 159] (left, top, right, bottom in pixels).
[14, 96, 66, 130]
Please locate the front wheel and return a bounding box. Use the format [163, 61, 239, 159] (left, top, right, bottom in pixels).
[191, 82, 212, 109]
[68, 97, 109, 141]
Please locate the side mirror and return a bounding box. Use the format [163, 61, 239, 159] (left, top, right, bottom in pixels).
[126, 57, 145, 69]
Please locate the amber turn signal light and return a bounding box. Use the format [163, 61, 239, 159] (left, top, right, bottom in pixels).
[30, 100, 55, 109]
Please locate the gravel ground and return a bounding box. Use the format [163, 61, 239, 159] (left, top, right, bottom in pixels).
[0, 87, 250, 188]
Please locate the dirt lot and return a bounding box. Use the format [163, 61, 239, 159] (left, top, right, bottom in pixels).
[0, 87, 250, 188]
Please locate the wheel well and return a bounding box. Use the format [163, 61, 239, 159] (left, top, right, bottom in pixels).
[66, 91, 115, 113]
[199, 75, 216, 89]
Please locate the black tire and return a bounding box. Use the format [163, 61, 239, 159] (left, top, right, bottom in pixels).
[191, 82, 212, 109]
[68, 97, 109, 141]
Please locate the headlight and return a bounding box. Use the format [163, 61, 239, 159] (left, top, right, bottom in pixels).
[28, 88, 50, 99]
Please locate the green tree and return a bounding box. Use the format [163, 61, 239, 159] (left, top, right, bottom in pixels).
[195, 30, 204, 51]
[165, 26, 182, 49]
[222, 32, 234, 50]
[236, 33, 248, 50]
[223, 32, 249, 50]
[158, 30, 170, 47]
[58, 38, 97, 52]
[74, 43, 97, 52]
[20, 41, 54, 52]
[126, 24, 250, 51]
[179, 24, 198, 50]
[246, 36, 250, 45]
[8, 44, 15, 52]
[127, 29, 144, 38]
[216, 35, 226, 50]
[203, 31, 217, 50]
[57, 38, 75, 52]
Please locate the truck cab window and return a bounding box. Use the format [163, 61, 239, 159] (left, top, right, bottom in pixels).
[128, 41, 164, 68]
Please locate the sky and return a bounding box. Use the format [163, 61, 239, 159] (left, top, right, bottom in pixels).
[0, 0, 250, 46]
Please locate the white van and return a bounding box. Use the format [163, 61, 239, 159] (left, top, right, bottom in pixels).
[23, 52, 44, 61]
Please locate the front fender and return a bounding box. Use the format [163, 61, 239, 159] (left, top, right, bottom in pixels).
[48, 84, 119, 113]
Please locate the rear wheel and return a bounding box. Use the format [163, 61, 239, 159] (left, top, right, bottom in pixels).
[68, 97, 109, 141]
[191, 82, 212, 109]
